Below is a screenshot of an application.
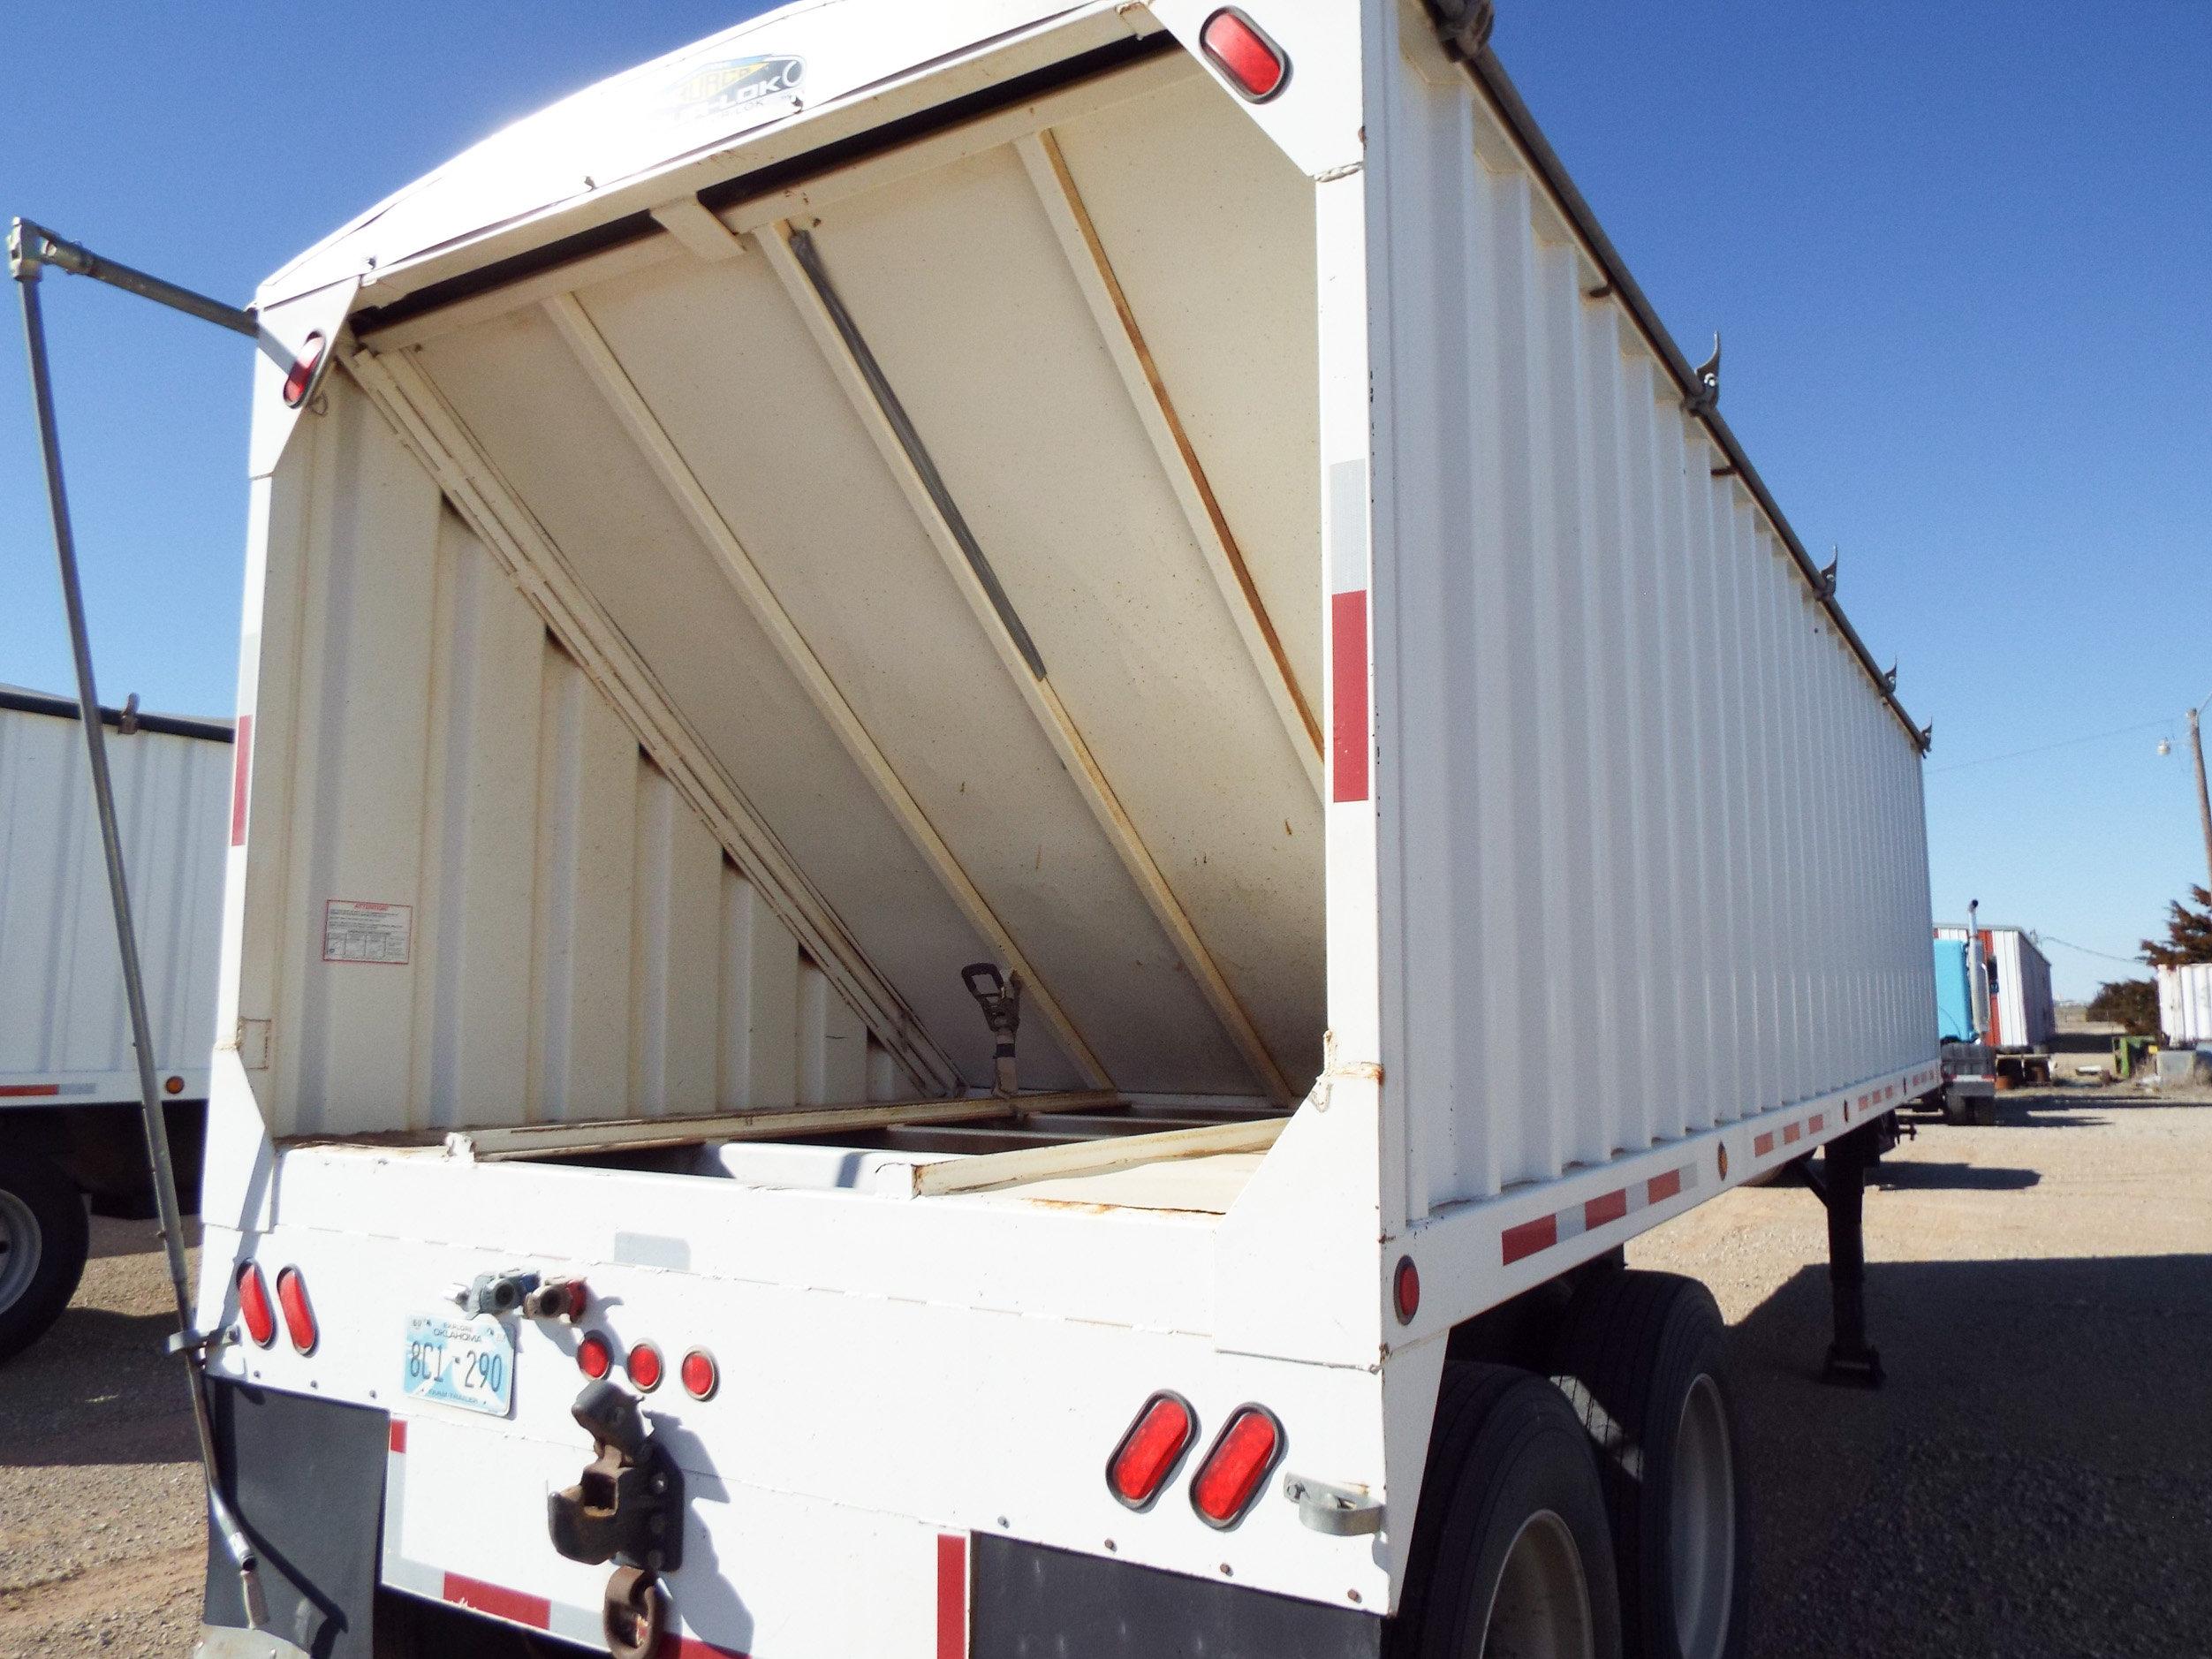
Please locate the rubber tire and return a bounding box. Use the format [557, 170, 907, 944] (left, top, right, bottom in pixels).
[0, 1149, 91, 1363]
[1940, 1092, 1973, 1126]
[1390, 1360, 1623, 1659]
[1549, 1270, 1750, 1659]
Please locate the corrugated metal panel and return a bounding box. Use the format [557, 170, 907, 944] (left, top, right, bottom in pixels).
[243, 380, 932, 1137]
[0, 702, 230, 1100]
[1374, 22, 1934, 1216]
[2160, 963, 2212, 1046]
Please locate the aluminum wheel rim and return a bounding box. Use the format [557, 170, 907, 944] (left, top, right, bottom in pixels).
[1670, 1374, 1737, 1657]
[0, 1188, 42, 1314]
[1476, 1509, 1596, 1659]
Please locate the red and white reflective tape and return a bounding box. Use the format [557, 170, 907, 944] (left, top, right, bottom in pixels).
[1753, 1110, 1828, 1158]
[1500, 1159, 1701, 1267]
[0, 1080, 96, 1099]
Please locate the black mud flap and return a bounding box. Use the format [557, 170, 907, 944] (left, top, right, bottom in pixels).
[971, 1534, 1382, 1659]
[201, 1379, 389, 1659]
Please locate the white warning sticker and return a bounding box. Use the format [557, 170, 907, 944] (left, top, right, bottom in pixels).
[322, 899, 413, 966]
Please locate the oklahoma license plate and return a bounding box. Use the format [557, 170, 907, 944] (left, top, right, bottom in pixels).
[402, 1312, 516, 1417]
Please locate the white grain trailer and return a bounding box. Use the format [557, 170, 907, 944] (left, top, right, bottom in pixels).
[2158, 961, 2212, 1049]
[0, 688, 229, 1359]
[186, 4, 1936, 1656]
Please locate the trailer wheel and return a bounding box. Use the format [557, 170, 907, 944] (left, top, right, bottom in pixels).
[1390, 1361, 1622, 1659]
[1549, 1271, 1747, 1659]
[0, 1150, 90, 1363]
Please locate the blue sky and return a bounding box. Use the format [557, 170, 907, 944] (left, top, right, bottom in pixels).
[3, 4, 2206, 998]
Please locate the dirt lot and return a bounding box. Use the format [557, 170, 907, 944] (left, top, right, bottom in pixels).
[4, 1085, 2208, 1657]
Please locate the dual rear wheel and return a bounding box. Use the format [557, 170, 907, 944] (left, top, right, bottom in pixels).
[1393, 1271, 1747, 1659]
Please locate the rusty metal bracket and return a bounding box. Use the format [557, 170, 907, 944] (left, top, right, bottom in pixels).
[549, 1380, 686, 1574]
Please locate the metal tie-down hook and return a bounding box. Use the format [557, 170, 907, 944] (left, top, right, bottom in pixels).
[962, 962, 1023, 1098]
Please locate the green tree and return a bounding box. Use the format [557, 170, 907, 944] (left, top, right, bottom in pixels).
[2140, 884, 2212, 967]
[2087, 978, 2158, 1036]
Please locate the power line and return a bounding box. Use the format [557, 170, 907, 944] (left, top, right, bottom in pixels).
[2037, 935, 2147, 967]
[1927, 717, 2173, 776]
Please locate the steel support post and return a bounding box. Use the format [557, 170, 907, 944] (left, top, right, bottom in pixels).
[1818, 1121, 1884, 1389]
[11, 217, 282, 1642]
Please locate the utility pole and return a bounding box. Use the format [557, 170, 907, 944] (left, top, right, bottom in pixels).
[2190, 702, 2212, 895]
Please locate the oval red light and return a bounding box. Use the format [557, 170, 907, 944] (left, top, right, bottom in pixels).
[1200, 9, 1288, 102]
[1191, 1405, 1284, 1528]
[679, 1349, 718, 1400]
[577, 1333, 612, 1380]
[283, 333, 325, 407]
[1394, 1255, 1420, 1324]
[1106, 1392, 1195, 1511]
[274, 1266, 317, 1355]
[626, 1341, 663, 1392]
[236, 1262, 276, 1347]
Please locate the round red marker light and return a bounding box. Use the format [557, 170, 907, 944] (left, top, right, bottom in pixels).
[577, 1332, 613, 1380]
[626, 1341, 663, 1392]
[236, 1262, 276, 1347]
[283, 333, 325, 407]
[1393, 1255, 1420, 1325]
[680, 1348, 718, 1400]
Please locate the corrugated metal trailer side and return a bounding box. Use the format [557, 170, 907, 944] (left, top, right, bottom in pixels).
[0, 690, 231, 1102]
[1364, 12, 1935, 1236]
[2162, 962, 2212, 1046]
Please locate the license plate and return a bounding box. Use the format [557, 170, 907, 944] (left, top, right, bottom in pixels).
[402, 1313, 516, 1417]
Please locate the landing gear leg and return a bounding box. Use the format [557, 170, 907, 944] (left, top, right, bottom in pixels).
[1813, 1122, 1883, 1389]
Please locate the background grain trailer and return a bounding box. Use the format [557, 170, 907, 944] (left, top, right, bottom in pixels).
[1934, 921, 2053, 1085]
[2157, 962, 2212, 1065]
[130, 4, 1938, 1655]
[0, 688, 228, 1360]
[1920, 936, 1996, 1125]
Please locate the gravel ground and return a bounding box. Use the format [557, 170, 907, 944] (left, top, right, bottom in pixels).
[0, 1219, 203, 1659]
[3, 1085, 2208, 1656]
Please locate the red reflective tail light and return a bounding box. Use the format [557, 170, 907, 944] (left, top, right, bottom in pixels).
[1106, 1391, 1195, 1511]
[626, 1341, 663, 1392]
[1200, 9, 1289, 102]
[577, 1332, 613, 1379]
[1393, 1254, 1421, 1324]
[275, 1266, 318, 1354]
[283, 333, 326, 407]
[236, 1262, 276, 1347]
[1191, 1405, 1284, 1528]
[679, 1348, 719, 1401]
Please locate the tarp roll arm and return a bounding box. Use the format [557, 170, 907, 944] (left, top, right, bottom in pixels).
[10, 216, 259, 337]
[1420, 27, 1930, 755]
[10, 216, 293, 1653]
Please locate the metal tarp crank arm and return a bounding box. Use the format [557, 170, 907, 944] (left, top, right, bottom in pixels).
[10, 216, 291, 1653]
